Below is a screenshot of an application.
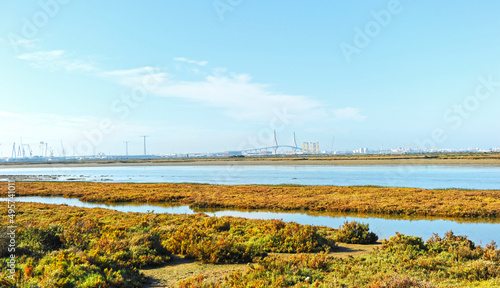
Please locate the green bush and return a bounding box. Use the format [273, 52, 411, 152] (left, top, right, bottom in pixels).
[162, 217, 336, 263]
[26, 249, 141, 288]
[382, 232, 426, 253]
[335, 221, 378, 244]
[426, 231, 477, 259]
[18, 225, 63, 255]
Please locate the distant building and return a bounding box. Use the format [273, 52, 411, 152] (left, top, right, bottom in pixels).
[302, 142, 320, 154]
[303, 142, 309, 153]
[311, 142, 319, 154]
[223, 151, 243, 157]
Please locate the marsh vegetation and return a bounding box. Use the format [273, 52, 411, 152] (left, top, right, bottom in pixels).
[1, 180, 499, 287]
[8, 181, 500, 218]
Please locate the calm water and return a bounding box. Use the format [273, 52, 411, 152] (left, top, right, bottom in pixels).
[3, 196, 499, 245]
[1, 165, 500, 189]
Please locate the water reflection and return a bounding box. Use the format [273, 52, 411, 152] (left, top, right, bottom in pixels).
[1, 196, 192, 214]
[196, 206, 500, 224]
[2, 196, 499, 245]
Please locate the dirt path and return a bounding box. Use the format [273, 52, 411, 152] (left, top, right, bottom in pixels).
[332, 241, 381, 258]
[140, 255, 248, 288]
[140, 242, 381, 287]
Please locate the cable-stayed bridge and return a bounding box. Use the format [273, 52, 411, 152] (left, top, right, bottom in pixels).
[237, 131, 303, 154]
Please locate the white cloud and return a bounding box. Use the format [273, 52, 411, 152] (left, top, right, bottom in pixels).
[332, 107, 366, 121]
[100, 61, 367, 124]
[174, 57, 208, 66]
[17, 50, 97, 72]
[103, 66, 321, 121]
[18, 50, 65, 62]
[6, 38, 41, 50]
[99, 66, 169, 86]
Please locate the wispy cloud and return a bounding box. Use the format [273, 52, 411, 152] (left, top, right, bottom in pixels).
[15, 48, 361, 124]
[174, 57, 208, 66]
[18, 50, 65, 62]
[103, 66, 321, 121]
[99, 66, 169, 86]
[17, 50, 97, 72]
[332, 107, 366, 121]
[7, 38, 41, 51]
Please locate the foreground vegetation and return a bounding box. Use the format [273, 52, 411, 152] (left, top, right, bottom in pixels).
[0, 203, 499, 287]
[0, 203, 337, 287]
[7, 181, 500, 218]
[185, 232, 500, 287]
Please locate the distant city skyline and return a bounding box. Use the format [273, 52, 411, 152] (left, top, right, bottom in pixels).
[1, 1, 499, 156]
[2, 134, 499, 160]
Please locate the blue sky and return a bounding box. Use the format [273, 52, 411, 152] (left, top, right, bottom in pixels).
[1, 0, 500, 156]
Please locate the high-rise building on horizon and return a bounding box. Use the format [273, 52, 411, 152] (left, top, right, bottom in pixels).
[303, 142, 320, 154]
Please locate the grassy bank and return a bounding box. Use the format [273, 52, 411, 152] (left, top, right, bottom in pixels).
[7, 181, 500, 218]
[0, 203, 499, 287]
